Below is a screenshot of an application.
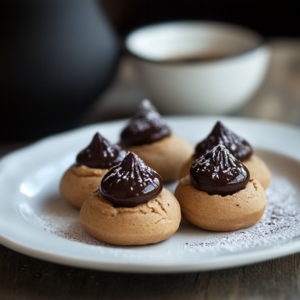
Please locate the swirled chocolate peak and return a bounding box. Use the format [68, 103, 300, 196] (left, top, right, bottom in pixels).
[100, 152, 163, 207]
[195, 121, 252, 161]
[190, 144, 250, 196]
[76, 133, 126, 169]
[120, 99, 171, 146]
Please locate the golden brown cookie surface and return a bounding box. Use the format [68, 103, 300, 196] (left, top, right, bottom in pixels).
[175, 176, 267, 231]
[121, 135, 193, 182]
[60, 164, 107, 209]
[80, 188, 181, 245]
[243, 154, 271, 189]
[179, 155, 195, 179]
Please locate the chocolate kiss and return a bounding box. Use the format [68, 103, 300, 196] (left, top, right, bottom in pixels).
[76, 133, 126, 169]
[120, 99, 171, 146]
[195, 121, 252, 161]
[100, 152, 163, 207]
[190, 144, 250, 196]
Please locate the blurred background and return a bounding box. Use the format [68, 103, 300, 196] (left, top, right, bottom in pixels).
[101, 0, 299, 38]
[1, 0, 300, 145]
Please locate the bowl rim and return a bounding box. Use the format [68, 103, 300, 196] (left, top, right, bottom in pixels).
[124, 20, 267, 65]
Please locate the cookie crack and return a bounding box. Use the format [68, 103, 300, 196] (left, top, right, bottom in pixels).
[155, 199, 168, 215]
[148, 206, 163, 216]
[153, 217, 167, 224]
[250, 179, 258, 191]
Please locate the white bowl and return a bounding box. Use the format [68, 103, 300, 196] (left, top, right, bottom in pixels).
[125, 21, 270, 114]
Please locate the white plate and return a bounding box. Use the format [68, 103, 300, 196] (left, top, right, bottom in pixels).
[1, 116, 300, 273]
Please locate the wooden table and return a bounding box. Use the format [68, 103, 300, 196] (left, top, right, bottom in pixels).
[1, 243, 300, 299]
[1, 39, 300, 299]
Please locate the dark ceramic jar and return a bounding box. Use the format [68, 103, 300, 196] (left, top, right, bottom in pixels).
[0, 0, 119, 140]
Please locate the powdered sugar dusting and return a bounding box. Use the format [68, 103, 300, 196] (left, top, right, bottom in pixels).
[100, 152, 163, 206]
[128, 99, 168, 134]
[76, 132, 126, 168]
[26, 175, 300, 254]
[195, 121, 252, 161]
[102, 152, 160, 187]
[38, 214, 108, 246]
[192, 144, 246, 181]
[183, 176, 300, 253]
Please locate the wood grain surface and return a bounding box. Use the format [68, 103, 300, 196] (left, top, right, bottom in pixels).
[1, 244, 300, 300]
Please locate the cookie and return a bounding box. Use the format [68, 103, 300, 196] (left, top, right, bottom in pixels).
[120, 99, 193, 182]
[60, 165, 107, 209]
[175, 177, 266, 231]
[122, 135, 193, 182]
[175, 144, 267, 231]
[243, 154, 271, 190]
[60, 132, 126, 208]
[80, 187, 181, 245]
[179, 121, 271, 189]
[80, 152, 181, 245]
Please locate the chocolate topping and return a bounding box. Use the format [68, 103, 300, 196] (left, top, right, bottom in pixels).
[190, 144, 250, 196]
[100, 152, 163, 207]
[76, 133, 126, 169]
[120, 99, 171, 146]
[195, 121, 252, 161]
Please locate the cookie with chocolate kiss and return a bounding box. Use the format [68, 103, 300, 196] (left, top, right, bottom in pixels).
[60, 132, 126, 208]
[80, 152, 181, 245]
[120, 99, 193, 182]
[175, 144, 267, 231]
[179, 121, 271, 189]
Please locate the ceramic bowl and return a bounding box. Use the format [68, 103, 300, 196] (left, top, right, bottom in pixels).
[125, 21, 270, 114]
